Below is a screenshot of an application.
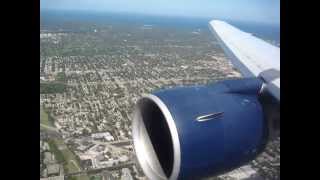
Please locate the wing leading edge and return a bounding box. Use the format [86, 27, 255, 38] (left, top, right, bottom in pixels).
[209, 20, 280, 101]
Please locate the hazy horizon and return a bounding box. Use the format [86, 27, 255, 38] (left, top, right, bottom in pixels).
[41, 9, 280, 45]
[40, 0, 280, 26]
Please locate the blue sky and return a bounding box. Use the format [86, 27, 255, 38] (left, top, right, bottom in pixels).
[41, 0, 280, 25]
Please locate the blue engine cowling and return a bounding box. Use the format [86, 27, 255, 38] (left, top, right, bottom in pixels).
[132, 78, 268, 180]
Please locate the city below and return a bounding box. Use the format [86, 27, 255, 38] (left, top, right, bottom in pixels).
[40, 11, 280, 180]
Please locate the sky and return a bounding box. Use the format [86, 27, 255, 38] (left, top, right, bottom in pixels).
[40, 0, 280, 25]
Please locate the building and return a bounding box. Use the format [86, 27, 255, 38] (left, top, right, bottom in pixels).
[43, 152, 56, 165]
[91, 132, 114, 141]
[47, 164, 60, 177]
[102, 171, 115, 180]
[121, 168, 133, 180]
[219, 165, 262, 180]
[40, 175, 64, 180]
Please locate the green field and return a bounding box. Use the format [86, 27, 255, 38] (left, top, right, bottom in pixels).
[76, 175, 90, 180]
[49, 139, 82, 174]
[67, 175, 90, 180]
[40, 82, 67, 94]
[56, 139, 81, 173]
[40, 107, 53, 127]
[62, 150, 81, 173]
[89, 176, 102, 180]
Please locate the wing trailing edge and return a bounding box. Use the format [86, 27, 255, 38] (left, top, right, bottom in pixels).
[209, 20, 280, 101]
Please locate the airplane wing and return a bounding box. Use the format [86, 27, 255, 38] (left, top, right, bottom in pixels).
[209, 20, 280, 101]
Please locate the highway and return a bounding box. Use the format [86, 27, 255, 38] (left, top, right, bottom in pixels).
[91, 140, 133, 154]
[64, 161, 134, 178]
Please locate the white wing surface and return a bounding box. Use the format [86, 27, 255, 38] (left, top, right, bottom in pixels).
[209, 20, 280, 101]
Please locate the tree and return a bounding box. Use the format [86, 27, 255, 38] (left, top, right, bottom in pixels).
[55, 72, 67, 83]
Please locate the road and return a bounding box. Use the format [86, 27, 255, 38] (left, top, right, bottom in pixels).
[70, 160, 81, 171]
[40, 123, 58, 132]
[110, 140, 132, 146]
[65, 161, 134, 178]
[91, 140, 133, 154]
[40, 124, 62, 139]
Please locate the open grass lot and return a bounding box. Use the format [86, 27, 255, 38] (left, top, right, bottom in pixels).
[89, 176, 102, 180]
[50, 139, 82, 173]
[40, 107, 53, 126]
[76, 175, 90, 180]
[63, 153, 81, 173]
[67, 175, 90, 180]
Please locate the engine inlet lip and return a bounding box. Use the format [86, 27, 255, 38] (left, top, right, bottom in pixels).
[132, 94, 181, 180]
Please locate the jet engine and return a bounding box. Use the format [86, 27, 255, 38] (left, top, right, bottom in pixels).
[132, 78, 268, 180]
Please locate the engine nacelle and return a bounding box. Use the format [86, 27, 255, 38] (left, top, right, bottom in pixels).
[132, 78, 268, 180]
